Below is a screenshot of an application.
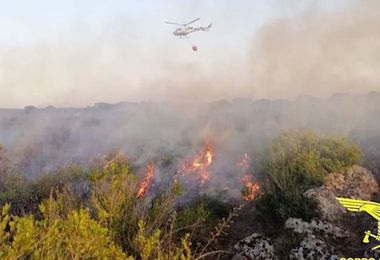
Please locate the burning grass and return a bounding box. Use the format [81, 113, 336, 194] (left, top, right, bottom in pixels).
[132, 143, 262, 203]
[0, 141, 265, 259]
[136, 162, 155, 199]
[237, 152, 261, 201]
[179, 143, 214, 185]
[242, 174, 261, 201]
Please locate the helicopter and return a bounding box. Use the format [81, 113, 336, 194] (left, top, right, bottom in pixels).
[165, 18, 212, 38]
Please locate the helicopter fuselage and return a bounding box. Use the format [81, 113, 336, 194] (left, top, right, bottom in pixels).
[173, 27, 208, 37]
[166, 18, 212, 37]
[173, 27, 195, 36]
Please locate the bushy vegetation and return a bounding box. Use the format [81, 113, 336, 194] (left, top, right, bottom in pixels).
[0, 129, 367, 258]
[0, 196, 127, 259]
[0, 148, 236, 259]
[257, 129, 362, 223]
[0, 163, 87, 216]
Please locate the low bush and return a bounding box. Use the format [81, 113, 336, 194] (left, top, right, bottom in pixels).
[257, 129, 362, 223]
[5, 148, 244, 259]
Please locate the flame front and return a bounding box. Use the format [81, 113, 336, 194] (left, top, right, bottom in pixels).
[242, 174, 260, 201]
[136, 162, 155, 199]
[180, 144, 213, 185]
[238, 153, 250, 167]
[237, 153, 261, 201]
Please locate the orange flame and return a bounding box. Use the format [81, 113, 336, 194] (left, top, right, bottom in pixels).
[242, 174, 260, 201]
[180, 144, 213, 185]
[136, 162, 155, 199]
[238, 153, 250, 167]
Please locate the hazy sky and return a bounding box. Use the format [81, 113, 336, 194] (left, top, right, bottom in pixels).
[0, 0, 378, 108]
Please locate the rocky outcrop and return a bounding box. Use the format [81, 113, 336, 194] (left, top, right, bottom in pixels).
[285, 218, 344, 260]
[304, 165, 378, 222]
[289, 234, 339, 260]
[303, 187, 345, 223]
[233, 166, 377, 259]
[285, 218, 346, 238]
[233, 233, 276, 260]
[323, 165, 378, 199]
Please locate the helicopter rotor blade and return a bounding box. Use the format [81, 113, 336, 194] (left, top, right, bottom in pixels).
[165, 21, 184, 26]
[185, 18, 200, 26]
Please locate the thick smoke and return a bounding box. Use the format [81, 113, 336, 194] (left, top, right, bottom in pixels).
[1, 93, 380, 198]
[1, 1, 380, 106]
[249, 0, 380, 99]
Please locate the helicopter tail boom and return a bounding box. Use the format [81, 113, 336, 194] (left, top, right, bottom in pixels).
[200, 23, 212, 31]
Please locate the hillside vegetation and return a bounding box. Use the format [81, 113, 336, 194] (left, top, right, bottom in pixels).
[0, 130, 365, 259]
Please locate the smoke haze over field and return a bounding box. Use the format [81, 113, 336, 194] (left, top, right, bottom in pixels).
[0, 1, 380, 107]
[1, 94, 380, 195]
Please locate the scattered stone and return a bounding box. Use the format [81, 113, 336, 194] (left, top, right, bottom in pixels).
[234, 233, 276, 260]
[289, 234, 340, 260]
[285, 218, 346, 238]
[285, 218, 347, 259]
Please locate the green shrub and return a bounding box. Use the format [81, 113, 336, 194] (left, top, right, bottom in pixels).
[89, 151, 201, 258]
[0, 164, 87, 215]
[0, 196, 128, 259]
[0, 186, 197, 259]
[0, 148, 235, 259]
[257, 129, 362, 223]
[176, 202, 210, 229]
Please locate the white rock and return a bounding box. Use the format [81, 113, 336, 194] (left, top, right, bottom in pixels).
[289, 234, 340, 260]
[234, 233, 276, 260]
[285, 218, 346, 238]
